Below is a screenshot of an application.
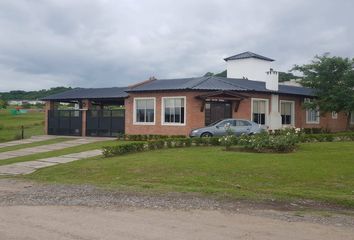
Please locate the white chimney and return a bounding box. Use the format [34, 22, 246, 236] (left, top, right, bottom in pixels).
[225, 52, 279, 91]
[265, 68, 279, 91]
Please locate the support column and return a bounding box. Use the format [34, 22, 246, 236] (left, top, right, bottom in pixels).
[268, 94, 282, 130]
[81, 99, 92, 137]
[44, 101, 54, 135]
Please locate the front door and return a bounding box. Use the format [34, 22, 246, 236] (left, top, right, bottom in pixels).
[205, 102, 232, 126]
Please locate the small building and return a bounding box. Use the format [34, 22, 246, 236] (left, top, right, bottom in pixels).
[42, 51, 354, 137]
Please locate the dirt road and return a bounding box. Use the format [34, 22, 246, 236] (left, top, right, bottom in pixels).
[1, 206, 353, 240]
[0, 179, 353, 240]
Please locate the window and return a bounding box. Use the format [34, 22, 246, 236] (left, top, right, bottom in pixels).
[304, 98, 320, 124]
[280, 101, 295, 125]
[332, 111, 338, 119]
[235, 120, 251, 126]
[306, 108, 320, 124]
[134, 98, 155, 124]
[252, 99, 268, 125]
[217, 119, 235, 128]
[162, 97, 186, 125]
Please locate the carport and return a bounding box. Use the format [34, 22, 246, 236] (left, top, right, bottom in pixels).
[41, 87, 128, 137]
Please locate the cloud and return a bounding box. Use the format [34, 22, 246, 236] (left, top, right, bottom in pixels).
[0, 0, 353, 91]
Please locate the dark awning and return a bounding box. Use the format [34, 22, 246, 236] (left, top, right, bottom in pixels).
[41, 87, 129, 102]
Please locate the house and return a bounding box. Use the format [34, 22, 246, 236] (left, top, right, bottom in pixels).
[42, 51, 354, 137]
[7, 100, 45, 106]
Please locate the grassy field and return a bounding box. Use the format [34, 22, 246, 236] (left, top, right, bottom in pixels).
[0, 109, 44, 142]
[24, 141, 354, 208]
[0, 140, 126, 166]
[0, 138, 72, 153]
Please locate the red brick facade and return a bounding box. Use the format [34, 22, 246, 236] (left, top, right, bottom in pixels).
[125, 91, 349, 136]
[44, 91, 350, 137]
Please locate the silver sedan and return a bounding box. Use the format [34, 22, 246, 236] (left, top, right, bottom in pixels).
[189, 119, 263, 137]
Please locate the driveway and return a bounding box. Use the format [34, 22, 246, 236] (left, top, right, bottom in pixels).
[0, 136, 109, 160]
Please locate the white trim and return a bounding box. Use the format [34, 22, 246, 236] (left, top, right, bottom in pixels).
[280, 100, 295, 126]
[331, 111, 338, 119]
[251, 98, 269, 126]
[304, 98, 320, 124]
[161, 96, 187, 126]
[133, 97, 156, 125]
[306, 108, 320, 124]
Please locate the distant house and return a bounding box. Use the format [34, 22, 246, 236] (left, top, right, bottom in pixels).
[42, 51, 354, 137]
[7, 100, 45, 106]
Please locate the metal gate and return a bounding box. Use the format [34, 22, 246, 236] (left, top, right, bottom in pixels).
[86, 109, 125, 137]
[48, 110, 82, 136]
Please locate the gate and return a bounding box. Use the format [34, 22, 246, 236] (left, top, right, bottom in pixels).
[86, 109, 125, 137]
[48, 110, 82, 136]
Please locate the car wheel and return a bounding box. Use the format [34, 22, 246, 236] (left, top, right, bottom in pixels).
[201, 132, 213, 138]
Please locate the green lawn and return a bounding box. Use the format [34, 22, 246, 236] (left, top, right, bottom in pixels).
[0, 140, 127, 166]
[0, 109, 45, 142]
[24, 142, 354, 208]
[0, 138, 72, 153]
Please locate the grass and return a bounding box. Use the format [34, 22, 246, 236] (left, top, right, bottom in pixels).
[0, 109, 44, 142]
[24, 142, 354, 208]
[0, 140, 128, 166]
[0, 138, 72, 153]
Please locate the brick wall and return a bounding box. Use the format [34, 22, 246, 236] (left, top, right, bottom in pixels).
[125, 91, 349, 136]
[125, 91, 208, 136]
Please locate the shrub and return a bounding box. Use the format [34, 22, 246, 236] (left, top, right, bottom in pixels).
[238, 130, 300, 153]
[301, 132, 354, 142]
[123, 134, 186, 141]
[102, 142, 145, 157]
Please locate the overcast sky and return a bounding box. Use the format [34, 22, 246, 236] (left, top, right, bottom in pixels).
[0, 0, 353, 91]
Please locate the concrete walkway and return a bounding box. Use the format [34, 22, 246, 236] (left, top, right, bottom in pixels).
[0, 135, 58, 149]
[0, 137, 110, 160]
[0, 149, 103, 175]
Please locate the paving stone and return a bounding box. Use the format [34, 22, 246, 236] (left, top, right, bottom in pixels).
[0, 165, 36, 175]
[0, 154, 16, 160]
[16, 161, 58, 169]
[63, 150, 102, 159]
[0, 138, 105, 161]
[41, 157, 80, 164]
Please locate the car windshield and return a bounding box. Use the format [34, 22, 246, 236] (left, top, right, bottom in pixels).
[208, 119, 224, 126]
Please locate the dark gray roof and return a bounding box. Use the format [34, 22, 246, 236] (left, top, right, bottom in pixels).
[42, 77, 314, 101]
[41, 87, 128, 101]
[128, 76, 314, 96]
[224, 51, 274, 62]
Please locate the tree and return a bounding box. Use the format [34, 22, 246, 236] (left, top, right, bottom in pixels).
[292, 54, 354, 130]
[278, 72, 300, 82]
[0, 99, 8, 109]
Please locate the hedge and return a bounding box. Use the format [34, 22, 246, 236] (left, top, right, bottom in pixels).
[119, 134, 186, 141]
[103, 131, 354, 157]
[103, 137, 221, 157]
[301, 132, 354, 142]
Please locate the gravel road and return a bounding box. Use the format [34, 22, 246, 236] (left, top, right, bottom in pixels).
[0, 179, 353, 240]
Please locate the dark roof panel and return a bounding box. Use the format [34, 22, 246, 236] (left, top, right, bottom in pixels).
[41, 87, 128, 101]
[128, 76, 314, 96]
[42, 77, 314, 101]
[224, 51, 274, 62]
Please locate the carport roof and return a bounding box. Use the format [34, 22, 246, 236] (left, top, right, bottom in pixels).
[41, 87, 129, 101]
